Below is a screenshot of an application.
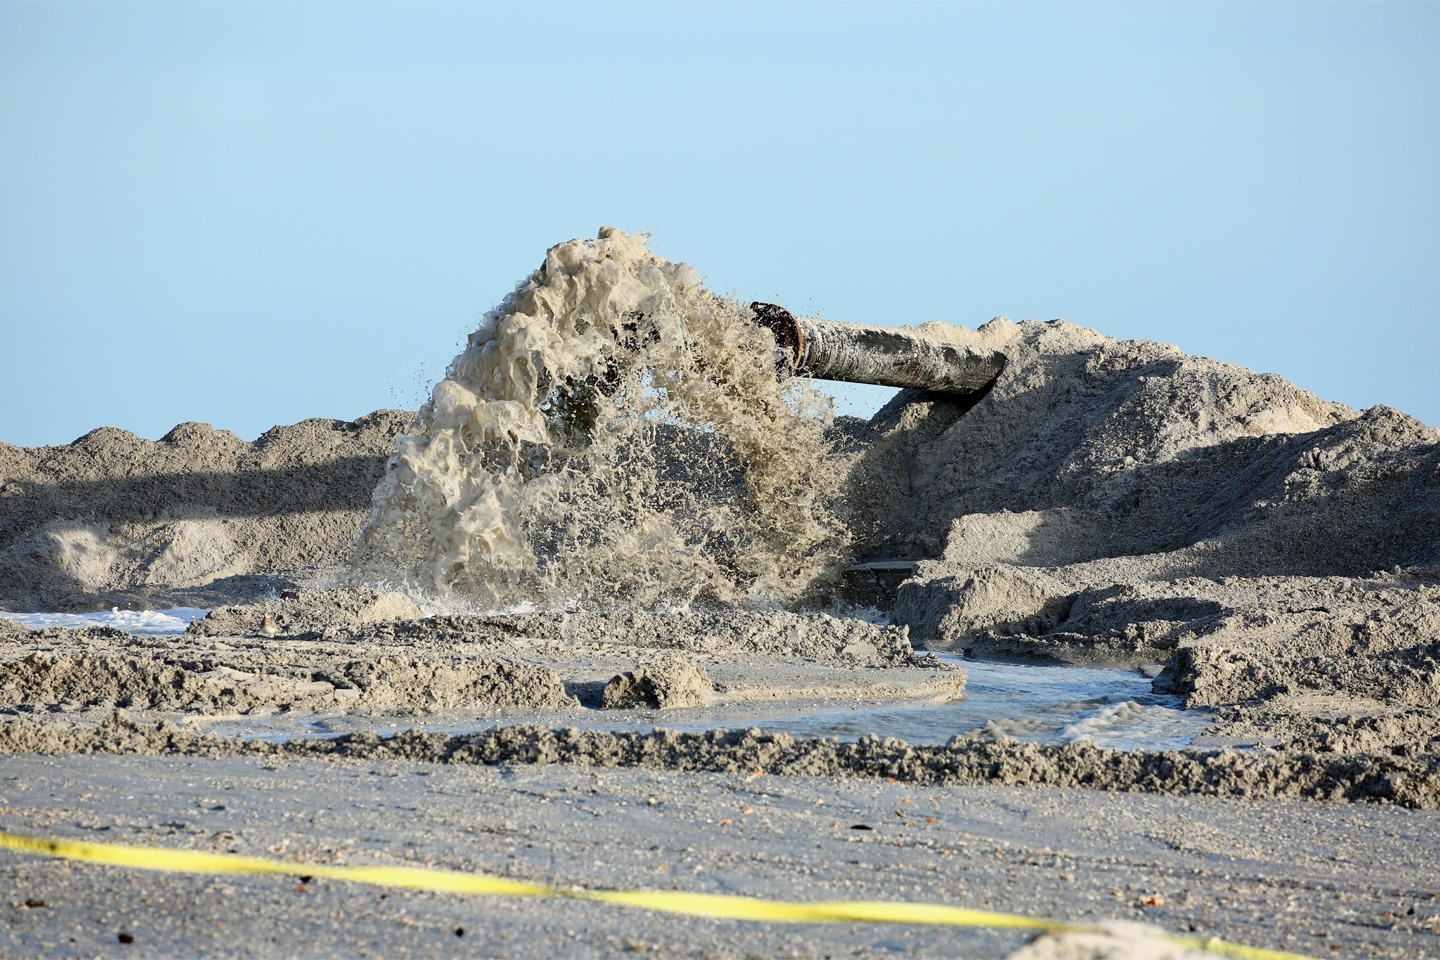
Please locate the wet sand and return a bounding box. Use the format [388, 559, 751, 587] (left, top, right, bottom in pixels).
[5, 754, 1439, 959]
[3, 597, 1436, 957]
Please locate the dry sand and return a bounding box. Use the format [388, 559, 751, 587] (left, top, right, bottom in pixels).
[3, 288, 1440, 956]
[0, 413, 409, 613]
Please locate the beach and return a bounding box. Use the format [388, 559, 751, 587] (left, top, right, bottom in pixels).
[6, 754, 1438, 959]
[3, 235, 1439, 957]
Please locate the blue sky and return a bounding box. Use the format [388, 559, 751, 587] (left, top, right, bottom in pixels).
[2, 2, 1436, 447]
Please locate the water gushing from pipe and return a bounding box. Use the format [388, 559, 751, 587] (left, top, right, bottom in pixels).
[351, 229, 849, 609]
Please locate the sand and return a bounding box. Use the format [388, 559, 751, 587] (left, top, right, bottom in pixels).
[3, 234, 1440, 956]
[3, 755, 1437, 958]
[0, 412, 409, 613]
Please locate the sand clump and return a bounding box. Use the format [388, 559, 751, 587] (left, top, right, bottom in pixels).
[1153, 576, 1440, 708]
[602, 657, 713, 709]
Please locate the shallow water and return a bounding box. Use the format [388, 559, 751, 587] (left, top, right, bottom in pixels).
[1, 607, 210, 636]
[572, 657, 1207, 751]
[6, 609, 1209, 750]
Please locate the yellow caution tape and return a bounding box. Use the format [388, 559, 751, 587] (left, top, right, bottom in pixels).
[0, 830, 1315, 960]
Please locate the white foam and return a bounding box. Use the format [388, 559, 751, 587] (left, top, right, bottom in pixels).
[1, 607, 209, 637]
[1059, 699, 1203, 751]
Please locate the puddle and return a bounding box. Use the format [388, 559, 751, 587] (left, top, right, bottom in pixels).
[5, 610, 1209, 750]
[559, 657, 1207, 751]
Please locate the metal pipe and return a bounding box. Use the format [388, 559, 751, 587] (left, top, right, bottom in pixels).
[750, 303, 1005, 395]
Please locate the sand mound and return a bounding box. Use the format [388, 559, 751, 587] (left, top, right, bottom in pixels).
[0, 411, 410, 612]
[851, 317, 1440, 575]
[188, 587, 424, 638]
[835, 319, 1440, 722]
[486, 608, 918, 666]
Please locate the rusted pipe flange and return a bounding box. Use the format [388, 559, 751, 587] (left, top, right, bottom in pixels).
[750, 302, 806, 376]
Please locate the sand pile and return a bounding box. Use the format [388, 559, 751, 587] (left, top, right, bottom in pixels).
[189, 586, 424, 638]
[0, 412, 409, 612]
[601, 657, 713, 709]
[477, 607, 918, 665]
[181, 589, 916, 666]
[822, 318, 1440, 733]
[850, 317, 1438, 579]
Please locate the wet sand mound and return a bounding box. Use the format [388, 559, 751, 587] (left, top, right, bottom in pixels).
[601, 657, 713, 709]
[0, 613, 576, 716]
[477, 607, 918, 666]
[189, 587, 424, 638]
[186, 589, 919, 667]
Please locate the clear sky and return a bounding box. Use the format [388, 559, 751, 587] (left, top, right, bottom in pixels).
[2, 2, 1437, 448]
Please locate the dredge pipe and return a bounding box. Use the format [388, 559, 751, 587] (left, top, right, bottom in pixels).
[750, 303, 1005, 395]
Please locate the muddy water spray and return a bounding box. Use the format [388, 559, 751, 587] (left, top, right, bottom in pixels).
[351, 229, 848, 608]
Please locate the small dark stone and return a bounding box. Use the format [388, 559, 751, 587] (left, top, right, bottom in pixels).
[298, 875, 313, 884]
[849, 824, 873, 831]
[454, 927, 465, 937]
[118, 933, 134, 945]
[24, 898, 44, 908]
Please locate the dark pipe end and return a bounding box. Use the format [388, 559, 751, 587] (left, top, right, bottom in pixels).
[750, 302, 804, 375]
